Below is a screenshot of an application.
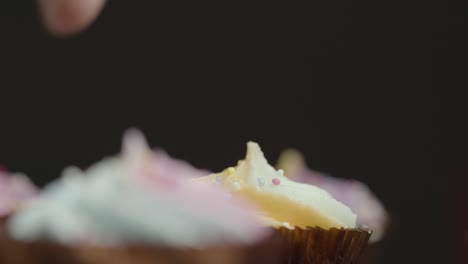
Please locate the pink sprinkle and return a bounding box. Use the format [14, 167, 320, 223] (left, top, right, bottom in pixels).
[272, 177, 281, 185]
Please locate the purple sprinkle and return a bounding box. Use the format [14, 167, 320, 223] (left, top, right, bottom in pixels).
[272, 177, 281, 185]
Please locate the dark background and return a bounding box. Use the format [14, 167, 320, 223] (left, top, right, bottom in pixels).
[0, 1, 466, 263]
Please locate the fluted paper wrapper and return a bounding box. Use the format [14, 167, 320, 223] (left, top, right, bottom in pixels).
[273, 226, 372, 264]
[0, 231, 285, 264]
[0, 226, 370, 264]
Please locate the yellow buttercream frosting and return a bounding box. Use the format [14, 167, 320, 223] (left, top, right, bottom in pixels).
[197, 142, 357, 229]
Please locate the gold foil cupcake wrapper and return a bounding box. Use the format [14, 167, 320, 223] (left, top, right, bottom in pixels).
[274, 226, 372, 264]
[0, 225, 370, 264]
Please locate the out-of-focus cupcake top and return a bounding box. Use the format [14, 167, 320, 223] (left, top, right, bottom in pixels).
[0, 167, 38, 218]
[8, 130, 267, 247]
[277, 149, 389, 242]
[196, 142, 357, 230]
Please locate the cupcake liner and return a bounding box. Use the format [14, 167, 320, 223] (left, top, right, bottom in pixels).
[274, 226, 372, 264]
[0, 226, 370, 264]
[0, 231, 285, 264]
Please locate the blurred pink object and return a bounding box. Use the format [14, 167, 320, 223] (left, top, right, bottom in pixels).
[277, 150, 389, 242]
[0, 167, 38, 217]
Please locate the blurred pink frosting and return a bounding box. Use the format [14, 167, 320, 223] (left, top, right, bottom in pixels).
[277, 150, 389, 242]
[0, 167, 38, 217]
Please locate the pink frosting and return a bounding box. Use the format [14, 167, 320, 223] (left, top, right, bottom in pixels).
[0, 168, 38, 217]
[278, 151, 389, 242]
[297, 171, 387, 228]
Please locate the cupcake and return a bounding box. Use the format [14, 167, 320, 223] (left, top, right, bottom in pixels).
[0, 130, 281, 264]
[0, 167, 38, 224]
[197, 142, 371, 263]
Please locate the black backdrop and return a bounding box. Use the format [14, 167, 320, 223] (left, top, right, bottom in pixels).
[0, 1, 466, 263]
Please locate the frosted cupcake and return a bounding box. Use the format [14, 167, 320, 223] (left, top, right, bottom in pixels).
[197, 142, 371, 263]
[0, 131, 280, 264]
[0, 167, 38, 223]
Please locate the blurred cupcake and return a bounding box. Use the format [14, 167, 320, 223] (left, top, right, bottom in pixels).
[277, 149, 389, 263]
[277, 149, 389, 243]
[0, 167, 38, 223]
[0, 130, 280, 264]
[197, 142, 371, 263]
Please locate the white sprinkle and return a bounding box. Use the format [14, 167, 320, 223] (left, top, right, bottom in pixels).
[257, 178, 265, 187]
[213, 176, 222, 186]
[278, 169, 284, 175]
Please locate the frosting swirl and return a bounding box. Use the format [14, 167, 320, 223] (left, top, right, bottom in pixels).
[197, 142, 357, 229]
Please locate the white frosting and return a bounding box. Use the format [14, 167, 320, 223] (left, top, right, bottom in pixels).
[197, 142, 357, 228]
